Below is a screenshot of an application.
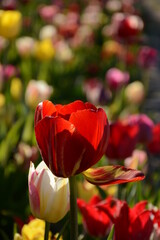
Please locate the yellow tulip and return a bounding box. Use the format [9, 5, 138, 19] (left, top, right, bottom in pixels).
[34, 39, 55, 61]
[0, 10, 22, 39]
[10, 77, 23, 100]
[14, 219, 52, 240]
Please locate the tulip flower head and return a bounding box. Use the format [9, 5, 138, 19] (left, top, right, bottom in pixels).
[77, 195, 117, 237]
[0, 10, 22, 38]
[34, 100, 109, 177]
[147, 123, 160, 154]
[28, 161, 70, 223]
[25, 80, 53, 109]
[138, 46, 157, 69]
[34, 100, 145, 186]
[124, 81, 145, 105]
[14, 218, 52, 240]
[105, 67, 130, 91]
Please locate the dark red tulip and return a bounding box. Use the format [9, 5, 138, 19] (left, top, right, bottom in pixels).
[147, 123, 160, 154]
[123, 114, 154, 144]
[138, 46, 158, 69]
[117, 14, 144, 41]
[106, 121, 139, 160]
[34, 100, 109, 177]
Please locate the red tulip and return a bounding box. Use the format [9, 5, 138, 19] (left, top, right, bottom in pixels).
[98, 200, 153, 240]
[106, 121, 139, 160]
[34, 100, 109, 177]
[147, 123, 160, 154]
[77, 195, 119, 238]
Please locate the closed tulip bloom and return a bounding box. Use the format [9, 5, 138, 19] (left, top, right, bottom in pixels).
[105, 68, 129, 90]
[34, 100, 109, 177]
[15, 36, 35, 57]
[106, 121, 139, 160]
[25, 80, 53, 109]
[125, 81, 145, 105]
[28, 161, 70, 223]
[34, 39, 55, 61]
[0, 10, 22, 38]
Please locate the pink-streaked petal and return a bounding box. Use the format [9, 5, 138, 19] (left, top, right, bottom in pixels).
[28, 181, 40, 217]
[83, 166, 145, 186]
[35, 116, 97, 177]
[69, 108, 109, 166]
[34, 100, 57, 126]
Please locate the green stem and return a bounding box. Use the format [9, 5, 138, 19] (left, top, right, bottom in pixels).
[69, 176, 78, 240]
[44, 221, 50, 240]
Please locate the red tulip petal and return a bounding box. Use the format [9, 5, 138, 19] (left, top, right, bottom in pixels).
[35, 116, 98, 177]
[84, 102, 97, 111]
[58, 100, 86, 119]
[34, 100, 57, 126]
[130, 201, 148, 223]
[69, 108, 109, 166]
[114, 202, 130, 240]
[131, 210, 153, 240]
[83, 166, 145, 186]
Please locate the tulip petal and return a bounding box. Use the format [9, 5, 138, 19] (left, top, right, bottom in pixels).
[34, 100, 57, 125]
[58, 100, 86, 119]
[83, 166, 145, 186]
[69, 108, 109, 163]
[131, 210, 153, 240]
[35, 116, 98, 177]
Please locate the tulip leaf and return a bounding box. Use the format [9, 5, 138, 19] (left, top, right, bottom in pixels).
[0, 118, 24, 166]
[107, 225, 114, 240]
[82, 165, 145, 186]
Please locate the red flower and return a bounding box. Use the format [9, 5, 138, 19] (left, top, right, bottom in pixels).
[34, 100, 109, 177]
[138, 46, 157, 69]
[77, 195, 119, 238]
[98, 200, 153, 240]
[117, 14, 144, 41]
[105, 121, 139, 160]
[123, 114, 154, 144]
[147, 123, 160, 154]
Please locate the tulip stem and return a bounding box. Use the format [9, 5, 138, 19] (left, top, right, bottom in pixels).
[44, 221, 50, 240]
[69, 176, 78, 240]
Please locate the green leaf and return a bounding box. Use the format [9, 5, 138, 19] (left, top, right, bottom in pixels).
[0, 118, 24, 166]
[107, 225, 114, 240]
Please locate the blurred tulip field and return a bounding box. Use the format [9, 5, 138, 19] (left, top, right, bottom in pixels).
[0, 0, 160, 239]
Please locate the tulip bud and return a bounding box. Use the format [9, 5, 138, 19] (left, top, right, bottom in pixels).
[33, 39, 55, 61]
[0, 93, 5, 108]
[138, 46, 157, 69]
[10, 77, 23, 100]
[0, 10, 22, 39]
[28, 161, 70, 223]
[39, 25, 57, 40]
[124, 81, 145, 105]
[15, 36, 35, 57]
[25, 80, 53, 109]
[105, 67, 129, 90]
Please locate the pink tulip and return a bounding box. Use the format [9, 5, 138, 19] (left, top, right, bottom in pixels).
[105, 68, 129, 90]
